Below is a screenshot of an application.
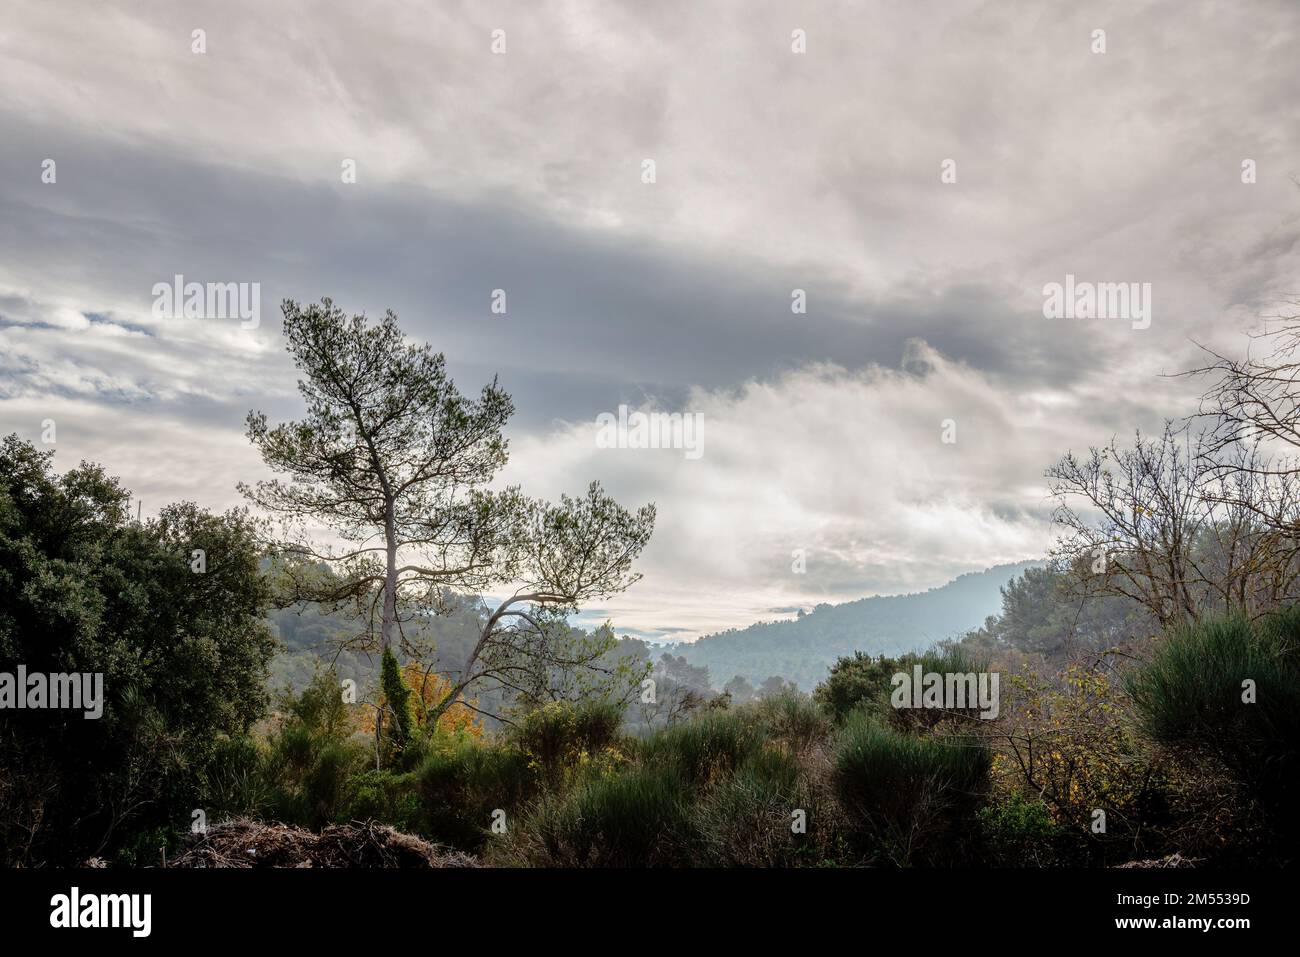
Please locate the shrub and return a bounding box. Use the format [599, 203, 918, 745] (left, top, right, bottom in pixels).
[346, 769, 422, 831]
[507, 700, 627, 790]
[261, 672, 369, 829]
[501, 765, 691, 867]
[199, 734, 272, 821]
[993, 663, 1157, 860]
[1126, 611, 1300, 859]
[977, 793, 1070, 867]
[414, 743, 532, 851]
[814, 648, 988, 731]
[814, 652, 898, 723]
[751, 692, 831, 753]
[693, 747, 817, 867]
[636, 710, 764, 785]
[832, 712, 991, 865]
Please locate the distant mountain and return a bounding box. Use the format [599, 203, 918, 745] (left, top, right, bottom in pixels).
[669, 561, 1043, 691]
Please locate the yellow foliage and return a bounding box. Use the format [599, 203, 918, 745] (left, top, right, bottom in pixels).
[994, 663, 1153, 828]
[359, 661, 483, 740]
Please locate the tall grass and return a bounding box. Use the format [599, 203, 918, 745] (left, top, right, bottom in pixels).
[751, 692, 832, 752]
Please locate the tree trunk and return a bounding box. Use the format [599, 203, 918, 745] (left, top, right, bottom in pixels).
[376, 497, 398, 768]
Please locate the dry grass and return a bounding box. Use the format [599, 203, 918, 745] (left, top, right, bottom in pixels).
[169, 818, 480, 868]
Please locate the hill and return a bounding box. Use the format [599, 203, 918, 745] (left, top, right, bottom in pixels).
[669, 561, 1043, 690]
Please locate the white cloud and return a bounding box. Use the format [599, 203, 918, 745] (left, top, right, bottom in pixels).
[501, 341, 1120, 638]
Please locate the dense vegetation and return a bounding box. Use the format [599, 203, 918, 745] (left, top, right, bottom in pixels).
[0, 436, 275, 866]
[5, 299, 1299, 868]
[5, 445, 1295, 867]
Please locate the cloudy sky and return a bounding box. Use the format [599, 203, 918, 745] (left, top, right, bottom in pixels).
[2, 1, 1299, 640]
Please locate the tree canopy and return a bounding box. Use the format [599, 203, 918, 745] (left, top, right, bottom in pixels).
[0, 435, 275, 865]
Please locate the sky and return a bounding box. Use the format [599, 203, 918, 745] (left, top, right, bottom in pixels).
[2, 0, 1299, 641]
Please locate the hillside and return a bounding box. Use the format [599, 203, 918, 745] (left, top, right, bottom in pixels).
[670, 561, 1042, 690]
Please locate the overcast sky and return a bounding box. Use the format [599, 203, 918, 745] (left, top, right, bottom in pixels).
[3, 1, 1299, 640]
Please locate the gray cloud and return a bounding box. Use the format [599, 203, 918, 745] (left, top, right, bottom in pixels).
[2, 0, 1299, 638]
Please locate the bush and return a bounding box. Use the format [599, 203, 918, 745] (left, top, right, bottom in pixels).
[636, 710, 764, 785]
[414, 743, 533, 851]
[260, 672, 369, 830]
[346, 769, 422, 831]
[751, 692, 831, 753]
[501, 765, 692, 867]
[814, 648, 987, 730]
[832, 712, 991, 865]
[977, 793, 1070, 867]
[507, 700, 627, 789]
[814, 652, 898, 723]
[992, 664, 1159, 861]
[1126, 611, 1300, 860]
[199, 734, 272, 821]
[693, 747, 818, 867]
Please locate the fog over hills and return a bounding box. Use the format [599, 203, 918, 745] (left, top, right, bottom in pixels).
[668, 561, 1043, 690]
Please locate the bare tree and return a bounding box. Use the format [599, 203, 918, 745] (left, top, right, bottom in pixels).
[1191, 297, 1300, 474]
[1047, 423, 1300, 626]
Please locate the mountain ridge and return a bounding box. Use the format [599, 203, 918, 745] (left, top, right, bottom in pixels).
[666, 560, 1043, 690]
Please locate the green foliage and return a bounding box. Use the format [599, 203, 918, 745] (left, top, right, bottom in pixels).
[346, 769, 422, 832]
[150, 608, 1300, 866]
[751, 691, 832, 751]
[504, 765, 692, 867]
[380, 647, 414, 749]
[636, 710, 764, 785]
[499, 702, 843, 867]
[284, 666, 352, 739]
[0, 436, 276, 866]
[692, 747, 811, 867]
[814, 652, 900, 723]
[832, 712, 991, 865]
[261, 671, 369, 829]
[977, 793, 1069, 867]
[814, 646, 986, 731]
[414, 743, 533, 851]
[1126, 610, 1300, 852]
[507, 699, 626, 789]
[199, 734, 272, 821]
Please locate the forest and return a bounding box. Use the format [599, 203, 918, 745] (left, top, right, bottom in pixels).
[2, 297, 1298, 869]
